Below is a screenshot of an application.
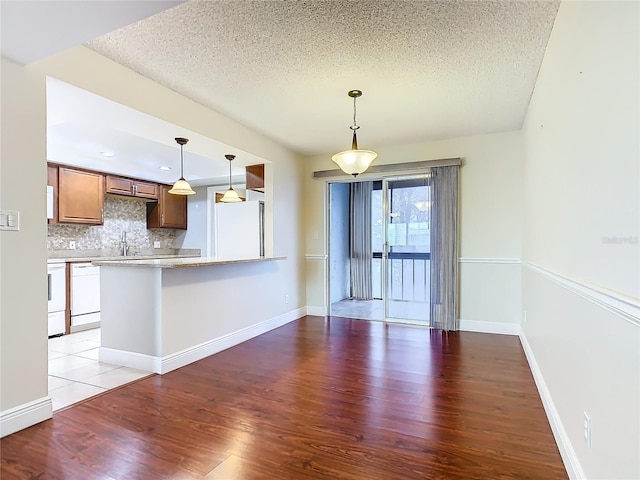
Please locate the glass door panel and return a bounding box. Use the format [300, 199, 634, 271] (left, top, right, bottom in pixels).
[383, 177, 431, 323]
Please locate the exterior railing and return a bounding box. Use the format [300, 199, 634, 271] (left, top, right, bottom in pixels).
[372, 253, 430, 302]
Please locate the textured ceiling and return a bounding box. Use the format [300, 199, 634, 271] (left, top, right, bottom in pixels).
[87, 0, 559, 157]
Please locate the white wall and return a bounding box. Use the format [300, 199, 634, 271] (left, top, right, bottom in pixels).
[305, 130, 524, 329]
[0, 58, 51, 433]
[521, 2, 639, 478]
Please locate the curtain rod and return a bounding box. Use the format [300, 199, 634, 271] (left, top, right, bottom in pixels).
[312, 157, 462, 179]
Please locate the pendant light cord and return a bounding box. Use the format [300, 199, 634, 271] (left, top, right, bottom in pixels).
[180, 144, 184, 178]
[350, 95, 360, 132]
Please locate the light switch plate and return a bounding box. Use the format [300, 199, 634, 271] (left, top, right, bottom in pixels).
[0, 210, 20, 231]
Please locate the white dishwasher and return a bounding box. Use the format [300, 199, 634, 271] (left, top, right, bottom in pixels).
[71, 262, 101, 332]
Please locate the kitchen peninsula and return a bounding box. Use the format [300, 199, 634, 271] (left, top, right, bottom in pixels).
[93, 256, 286, 374]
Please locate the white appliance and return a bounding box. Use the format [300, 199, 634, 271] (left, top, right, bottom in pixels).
[71, 262, 101, 332]
[47, 262, 66, 337]
[215, 200, 264, 259]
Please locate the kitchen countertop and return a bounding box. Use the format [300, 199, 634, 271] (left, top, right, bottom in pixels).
[47, 254, 199, 264]
[93, 256, 286, 269]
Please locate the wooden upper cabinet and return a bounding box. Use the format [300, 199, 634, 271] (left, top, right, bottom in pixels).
[106, 175, 158, 200]
[47, 164, 59, 223]
[134, 181, 158, 199]
[245, 164, 265, 191]
[58, 167, 104, 225]
[146, 185, 187, 229]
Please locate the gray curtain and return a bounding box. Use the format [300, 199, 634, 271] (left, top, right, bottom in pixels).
[350, 181, 373, 300]
[429, 166, 459, 331]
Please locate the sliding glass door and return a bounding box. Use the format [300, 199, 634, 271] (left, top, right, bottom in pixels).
[381, 177, 431, 323]
[328, 175, 431, 324]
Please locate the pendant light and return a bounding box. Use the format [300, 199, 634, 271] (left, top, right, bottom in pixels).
[220, 154, 242, 203]
[168, 137, 195, 195]
[331, 89, 377, 177]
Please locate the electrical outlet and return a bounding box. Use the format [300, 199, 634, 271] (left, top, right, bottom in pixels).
[523, 310, 527, 324]
[69, 241, 76, 250]
[313, 231, 319, 240]
[154, 241, 161, 249]
[583, 412, 592, 448]
[285, 294, 290, 304]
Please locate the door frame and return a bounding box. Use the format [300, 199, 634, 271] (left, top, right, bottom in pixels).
[325, 172, 431, 325]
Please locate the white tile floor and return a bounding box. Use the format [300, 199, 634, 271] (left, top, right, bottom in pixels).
[48, 328, 152, 411]
[330, 298, 430, 323]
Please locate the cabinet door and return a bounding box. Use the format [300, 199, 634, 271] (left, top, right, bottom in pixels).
[105, 176, 133, 196]
[133, 181, 158, 199]
[147, 185, 187, 229]
[58, 167, 104, 224]
[160, 185, 187, 228]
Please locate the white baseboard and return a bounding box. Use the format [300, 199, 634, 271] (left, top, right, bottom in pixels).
[161, 307, 305, 374]
[519, 332, 584, 480]
[0, 396, 52, 438]
[100, 347, 161, 373]
[101, 307, 306, 375]
[459, 319, 520, 335]
[306, 305, 328, 317]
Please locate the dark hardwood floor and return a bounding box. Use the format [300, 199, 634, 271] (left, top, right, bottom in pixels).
[1, 316, 567, 479]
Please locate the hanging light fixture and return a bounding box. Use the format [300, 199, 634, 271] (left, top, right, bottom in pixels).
[331, 89, 377, 177]
[220, 154, 242, 203]
[168, 137, 195, 195]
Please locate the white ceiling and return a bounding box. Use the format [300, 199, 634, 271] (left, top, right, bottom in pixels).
[3, 0, 559, 183]
[46, 77, 264, 186]
[0, 1, 184, 65]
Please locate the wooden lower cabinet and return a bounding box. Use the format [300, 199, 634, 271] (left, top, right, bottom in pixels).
[58, 167, 104, 224]
[147, 184, 187, 229]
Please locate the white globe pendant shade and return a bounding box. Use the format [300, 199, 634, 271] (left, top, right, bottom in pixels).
[332, 90, 377, 177]
[168, 137, 195, 195]
[219, 154, 243, 203]
[168, 178, 195, 195]
[331, 149, 378, 177]
[220, 187, 242, 203]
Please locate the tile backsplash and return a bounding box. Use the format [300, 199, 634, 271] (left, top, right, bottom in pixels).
[48, 196, 177, 254]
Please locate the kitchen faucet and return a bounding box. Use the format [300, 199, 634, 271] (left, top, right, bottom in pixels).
[121, 231, 129, 256]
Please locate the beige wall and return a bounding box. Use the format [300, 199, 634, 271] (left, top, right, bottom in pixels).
[0, 59, 49, 414]
[304, 130, 524, 327]
[522, 1, 639, 478]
